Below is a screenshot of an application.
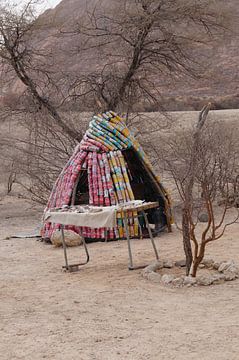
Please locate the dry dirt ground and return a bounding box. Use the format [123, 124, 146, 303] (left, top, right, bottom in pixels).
[0, 109, 238, 360]
[0, 195, 239, 360]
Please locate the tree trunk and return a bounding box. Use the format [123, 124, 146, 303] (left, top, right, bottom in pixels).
[10, 51, 82, 142]
[190, 261, 199, 278]
[181, 104, 211, 275]
[190, 243, 206, 277]
[182, 207, 193, 275]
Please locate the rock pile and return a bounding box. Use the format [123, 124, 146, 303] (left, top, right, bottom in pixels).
[142, 259, 239, 287]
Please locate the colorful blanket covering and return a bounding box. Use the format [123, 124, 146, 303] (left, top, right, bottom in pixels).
[42, 111, 170, 240]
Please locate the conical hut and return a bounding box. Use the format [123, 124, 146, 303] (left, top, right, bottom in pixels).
[42, 111, 172, 241]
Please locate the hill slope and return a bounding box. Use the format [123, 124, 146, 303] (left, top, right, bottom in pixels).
[1, 0, 239, 110]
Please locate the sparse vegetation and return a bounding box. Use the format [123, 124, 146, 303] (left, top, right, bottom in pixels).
[0, 0, 232, 201]
[155, 105, 239, 276]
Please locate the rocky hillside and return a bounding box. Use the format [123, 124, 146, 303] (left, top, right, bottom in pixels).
[1, 0, 239, 110]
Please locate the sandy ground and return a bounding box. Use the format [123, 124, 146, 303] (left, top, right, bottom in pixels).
[0, 109, 238, 359]
[0, 196, 239, 360]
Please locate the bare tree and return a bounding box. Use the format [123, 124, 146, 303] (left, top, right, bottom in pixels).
[0, 0, 81, 141]
[156, 105, 239, 276]
[68, 0, 226, 113]
[0, 1, 86, 200]
[0, 0, 231, 204]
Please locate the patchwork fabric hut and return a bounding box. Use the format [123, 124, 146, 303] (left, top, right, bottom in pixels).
[42, 111, 172, 241]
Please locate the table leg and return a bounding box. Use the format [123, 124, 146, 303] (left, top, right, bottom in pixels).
[81, 236, 90, 264]
[60, 225, 69, 270]
[142, 211, 159, 260]
[60, 225, 90, 272]
[123, 212, 133, 270]
[104, 229, 108, 242]
[138, 214, 143, 239]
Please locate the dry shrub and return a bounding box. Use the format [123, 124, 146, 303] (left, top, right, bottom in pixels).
[151, 108, 239, 276]
[1, 111, 80, 203]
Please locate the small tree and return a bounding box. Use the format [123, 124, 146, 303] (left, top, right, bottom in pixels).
[156, 104, 239, 276]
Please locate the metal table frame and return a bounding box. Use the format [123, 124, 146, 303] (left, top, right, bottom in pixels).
[60, 224, 90, 272]
[122, 209, 159, 270]
[49, 202, 160, 272]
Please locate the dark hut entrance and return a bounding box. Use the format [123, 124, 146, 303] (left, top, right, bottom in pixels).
[123, 149, 168, 234]
[71, 170, 89, 205]
[71, 148, 167, 240]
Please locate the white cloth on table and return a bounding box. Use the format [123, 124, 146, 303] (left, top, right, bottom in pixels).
[44, 206, 118, 229]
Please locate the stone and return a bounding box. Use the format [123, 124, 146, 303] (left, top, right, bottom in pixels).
[183, 276, 197, 286]
[143, 261, 164, 274]
[142, 270, 150, 279]
[142, 267, 152, 275]
[211, 273, 226, 284]
[51, 230, 83, 247]
[226, 264, 239, 274]
[161, 274, 175, 284]
[199, 264, 205, 269]
[172, 277, 184, 287]
[201, 258, 214, 268]
[222, 265, 239, 281]
[218, 260, 235, 273]
[224, 270, 237, 281]
[153, 260, 164, 271]
[196, 275, 214, 286]
[175, 259, 186, 268]
[143, 258, 238, 286]
[212, 262, 220, 270]
[147, 272, 162, 283]
[163, 260, 174, 269]
[198, 213, 209, 223]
